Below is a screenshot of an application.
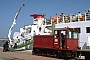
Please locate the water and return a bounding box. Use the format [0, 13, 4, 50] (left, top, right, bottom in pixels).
[0, 42, 4, 47]
[0, 58, 25, 60]
[0, 41, 25, 60]
[0, 58, 4, 60]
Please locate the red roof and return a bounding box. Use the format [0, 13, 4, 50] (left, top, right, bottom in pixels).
[30, 13, 45, 19]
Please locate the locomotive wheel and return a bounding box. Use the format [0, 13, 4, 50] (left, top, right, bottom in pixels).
[56, 51, 61, 58]
[36, 49, 39, 53]
[32, 51, 35, 55]
[41, 53, 45, 56]
[71, 51, 76, 58]
[53, 51, 57, 58]
[61, 52, 65, 58]
[55, 53, 59, 59]
[66, 52, 71, 57]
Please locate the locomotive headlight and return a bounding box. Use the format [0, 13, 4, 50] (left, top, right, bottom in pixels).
[61, 47, 62, 49]
[67, 47, 69, 49]
[54, 39, 58, 42]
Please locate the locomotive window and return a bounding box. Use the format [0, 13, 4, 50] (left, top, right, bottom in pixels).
[54, 35, 59, 38]
[72, 31, 78, 39]
[67, 31, 71, 38]
[54, 31, 59, 38]
[67, 30, 78, 39]
[55, 31, 58, 34]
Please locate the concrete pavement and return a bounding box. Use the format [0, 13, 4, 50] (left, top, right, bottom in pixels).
[0, 47, 61, 60]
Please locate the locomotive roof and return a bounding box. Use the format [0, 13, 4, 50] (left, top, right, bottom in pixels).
[54, 27, 78, 31]
[54, 28, 67, 30]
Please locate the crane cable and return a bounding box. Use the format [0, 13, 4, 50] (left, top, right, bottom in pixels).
[47, 0, 79, 14]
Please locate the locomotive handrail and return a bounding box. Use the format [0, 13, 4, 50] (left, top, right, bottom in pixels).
[78, 42, 87, 43]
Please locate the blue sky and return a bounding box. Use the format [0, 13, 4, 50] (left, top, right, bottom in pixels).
[0, 0, 90, 38]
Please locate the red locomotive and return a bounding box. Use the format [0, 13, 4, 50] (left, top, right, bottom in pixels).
[32, 27, 79, 59]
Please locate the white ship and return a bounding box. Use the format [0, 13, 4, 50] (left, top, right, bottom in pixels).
[13, 9, 90, 50]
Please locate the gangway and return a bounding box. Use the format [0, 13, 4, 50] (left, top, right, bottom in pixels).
[17, 40, 33, 48]
[9, 40, 33, 51]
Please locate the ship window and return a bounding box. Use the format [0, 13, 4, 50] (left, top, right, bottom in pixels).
[39, 27, 41, 32]
[77, 28, 80, 33]
[86, 27, 90, 33]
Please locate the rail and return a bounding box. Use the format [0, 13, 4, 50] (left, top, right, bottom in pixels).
[45, 12, 90, 25]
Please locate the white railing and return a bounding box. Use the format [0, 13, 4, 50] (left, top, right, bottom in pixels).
[45, 12, 90, 25]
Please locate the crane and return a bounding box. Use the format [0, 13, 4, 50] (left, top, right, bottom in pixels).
[8, 4, 25, 44]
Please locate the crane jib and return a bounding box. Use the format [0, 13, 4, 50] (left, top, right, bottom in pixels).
[8, 4, 25, 43]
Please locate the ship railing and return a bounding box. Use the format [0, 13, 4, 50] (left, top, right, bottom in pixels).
[45, 12, 90, 25]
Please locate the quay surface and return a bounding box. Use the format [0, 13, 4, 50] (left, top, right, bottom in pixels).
[0, 47, 85, 60]
[0, 47, 61, 60]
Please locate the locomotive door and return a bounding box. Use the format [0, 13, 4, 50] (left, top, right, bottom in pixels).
[54, 30, 60, 48]
[60, 30, 66, 49]
[54, 30, 66, 49]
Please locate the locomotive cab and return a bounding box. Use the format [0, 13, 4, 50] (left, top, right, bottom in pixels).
[33, 27, 79, 58]
[54, 28, 78, 50]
